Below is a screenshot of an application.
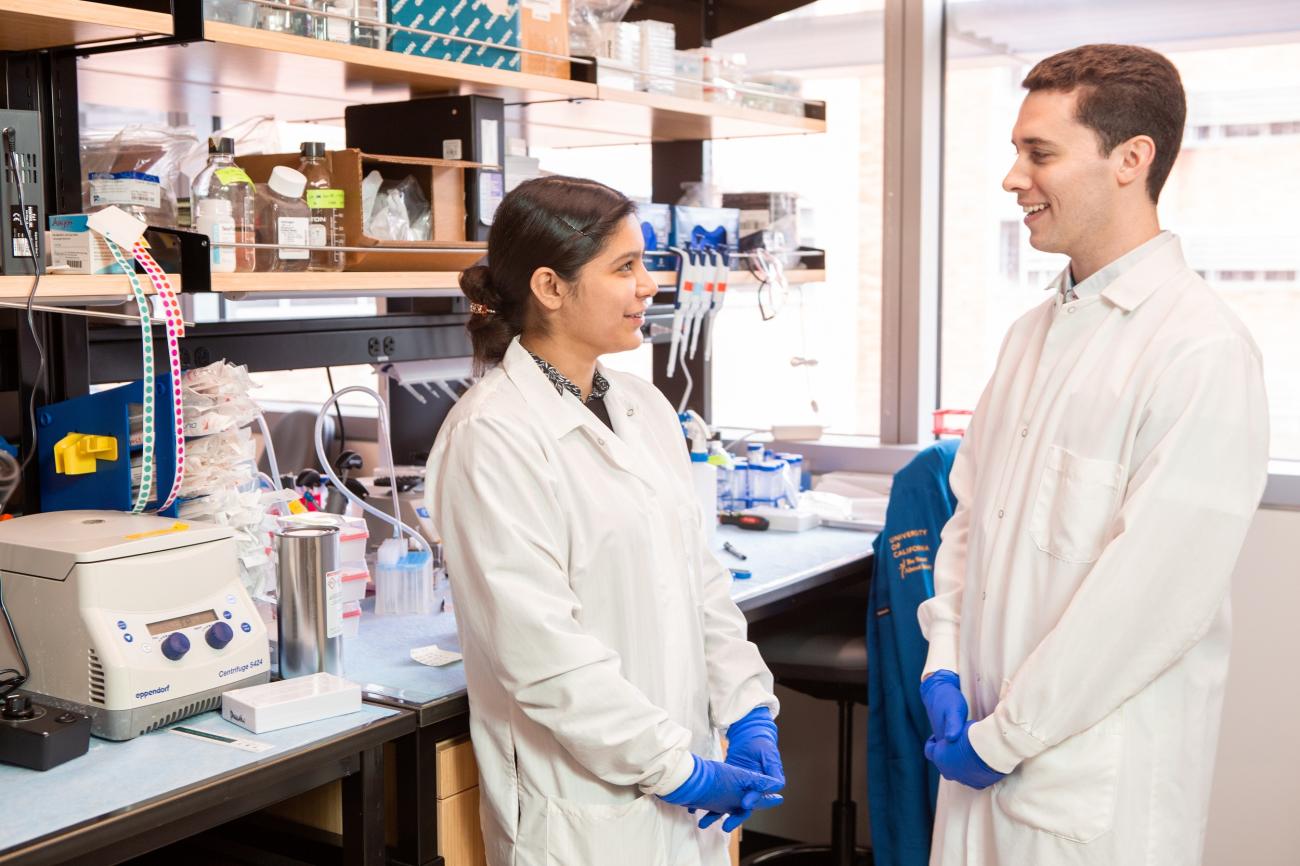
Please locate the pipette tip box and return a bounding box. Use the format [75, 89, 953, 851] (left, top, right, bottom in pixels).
[222, 672, 361, 734]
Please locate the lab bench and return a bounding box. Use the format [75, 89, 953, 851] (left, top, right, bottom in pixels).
[0, 704, 411, 866]
[326, 524, 878, 866]
[0, 525, 874, 866]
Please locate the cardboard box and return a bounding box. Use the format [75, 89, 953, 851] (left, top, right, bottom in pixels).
[520, 0, 569, 79]
[47, 214, 126, 275]
[238, 149, 485, 271]
[386, 0, 521, 71]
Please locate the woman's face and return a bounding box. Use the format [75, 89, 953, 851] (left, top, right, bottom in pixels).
[554, 214, 659, 357]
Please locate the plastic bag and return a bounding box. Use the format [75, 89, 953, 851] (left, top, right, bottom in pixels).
[364, 172, 432, 242]
[81, 125, 197, 227]
[570, 0, 635, 56]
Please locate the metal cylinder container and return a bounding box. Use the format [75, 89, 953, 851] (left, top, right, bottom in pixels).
[274, 525, 343, 678]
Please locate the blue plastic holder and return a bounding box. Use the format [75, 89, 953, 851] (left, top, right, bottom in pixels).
[37, 375, 180, 517]
[638, 203, 674, 271]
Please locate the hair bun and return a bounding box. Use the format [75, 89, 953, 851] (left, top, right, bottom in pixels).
[459, 263, 497, 305]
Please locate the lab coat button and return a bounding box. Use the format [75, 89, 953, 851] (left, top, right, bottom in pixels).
[1020, 428, 1028, 437]
[626, 407, 635, 417]
[1068, 306, 1077, 314]
[997, 509, 1004, 518]
[597, 438, 606, 447]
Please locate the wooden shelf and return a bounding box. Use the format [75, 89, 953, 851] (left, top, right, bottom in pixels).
[0, 0, 172, 52]
[60, 14, 824, 146]
[0, 269, 825, 302]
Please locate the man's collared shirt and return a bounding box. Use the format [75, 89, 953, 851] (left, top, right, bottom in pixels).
[1062, 230, 1174, 302]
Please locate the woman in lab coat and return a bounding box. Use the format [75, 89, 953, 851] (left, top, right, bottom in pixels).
[426, 176, 785, 866]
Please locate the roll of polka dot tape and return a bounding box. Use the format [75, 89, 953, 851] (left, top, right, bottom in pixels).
[132, 240, 185, 511]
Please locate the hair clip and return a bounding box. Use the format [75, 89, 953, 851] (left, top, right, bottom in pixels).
[469, 302, 497, 316]
[557, 215, 591, 239]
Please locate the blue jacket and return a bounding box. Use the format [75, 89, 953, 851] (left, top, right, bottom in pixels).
[866, 439, 960, 866]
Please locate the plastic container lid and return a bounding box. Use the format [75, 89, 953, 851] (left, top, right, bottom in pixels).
[690, 452, 709, 462]
[268, 165, 307, 199]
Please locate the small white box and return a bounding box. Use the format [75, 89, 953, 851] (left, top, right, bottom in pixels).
[221, 672, 362, 734]
[341, 601, 361, 638]
[744, 505, 819, 532]
[338, 562, 370, 603]
[338, 517, 369, 562]
[48, 214, 127, 275]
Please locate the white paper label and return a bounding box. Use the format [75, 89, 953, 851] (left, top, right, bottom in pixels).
[480, 119, 500, 166]
[441, 138, 463, 161]
[523, 0, 559, 22]
[90, 176, 162, 209]
[479, 170, 504, 225]
[325, 569, 343, 638]
[277, 217, 309, 260]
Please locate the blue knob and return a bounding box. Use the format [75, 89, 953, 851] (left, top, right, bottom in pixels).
[161, 632, 190, 661]
[205, 621, 234, 650]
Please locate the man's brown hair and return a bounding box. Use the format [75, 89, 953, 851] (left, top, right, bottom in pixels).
[1022, 44, 1186, 203]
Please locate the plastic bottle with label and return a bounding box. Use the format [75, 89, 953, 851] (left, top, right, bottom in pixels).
[254, 166, 311, 273]
[297, 142, 345, 272]
[189, 137, 256, 272]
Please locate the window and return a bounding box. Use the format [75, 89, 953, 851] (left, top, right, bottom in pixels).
[535, 2, 886, 437]
[941, 2, 1300, 459]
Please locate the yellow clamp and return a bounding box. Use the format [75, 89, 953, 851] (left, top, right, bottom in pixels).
[53, 433, 119, 476]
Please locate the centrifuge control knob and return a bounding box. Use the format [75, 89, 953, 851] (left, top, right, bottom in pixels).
[205, 621, 234, 650]
[161, 632, 191, 661]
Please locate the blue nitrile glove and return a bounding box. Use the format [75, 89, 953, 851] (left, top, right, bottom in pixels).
[920, 669, 969, 743]
[725, 707, 784, 785]
[695, 707, 786, 830]
[924, 721, 1005, 790]
[660, 754, 784, 832]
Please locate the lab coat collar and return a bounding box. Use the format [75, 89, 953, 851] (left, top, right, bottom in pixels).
[1046, 234, 1188, 313]
[502, 337, 595, 440]
[1098, 234, 1186, 312]
[501, 338, 664, 490]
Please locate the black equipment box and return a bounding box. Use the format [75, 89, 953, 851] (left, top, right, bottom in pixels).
[344, 95, 506, 242]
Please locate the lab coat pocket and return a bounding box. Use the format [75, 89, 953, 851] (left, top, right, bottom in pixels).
[545, 793, 668, 866]
[995, 706, 1124, 843]
[1029, 445, 1124, 564]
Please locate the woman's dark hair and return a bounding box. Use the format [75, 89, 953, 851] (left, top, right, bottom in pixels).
[460, 175, 638, 373]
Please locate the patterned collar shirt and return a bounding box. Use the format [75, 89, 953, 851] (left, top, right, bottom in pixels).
[527, 350, 614, 431]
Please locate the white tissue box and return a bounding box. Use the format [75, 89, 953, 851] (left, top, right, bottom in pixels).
[744, 505, 819, 532]
[222, 672, 361, 734]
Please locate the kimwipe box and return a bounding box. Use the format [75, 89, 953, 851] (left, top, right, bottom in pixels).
[238, 149, 485, 271]
[387, 0, 521, 71]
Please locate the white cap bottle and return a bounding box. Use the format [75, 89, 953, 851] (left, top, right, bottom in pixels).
[268, 165, 307, 200]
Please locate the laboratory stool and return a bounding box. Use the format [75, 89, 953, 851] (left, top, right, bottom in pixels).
[744, 603, 873, 866]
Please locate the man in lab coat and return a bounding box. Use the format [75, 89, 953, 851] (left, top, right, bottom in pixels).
[918, 44, 1270, 865]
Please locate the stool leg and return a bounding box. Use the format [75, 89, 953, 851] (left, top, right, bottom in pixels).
[830, 699, 856, 866]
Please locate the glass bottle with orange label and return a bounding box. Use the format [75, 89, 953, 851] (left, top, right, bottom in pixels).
[297, 142, 345, 272]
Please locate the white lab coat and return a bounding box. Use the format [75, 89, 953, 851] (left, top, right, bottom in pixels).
[919, 236, 1269, 866]
[427, 337, 778, 866]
